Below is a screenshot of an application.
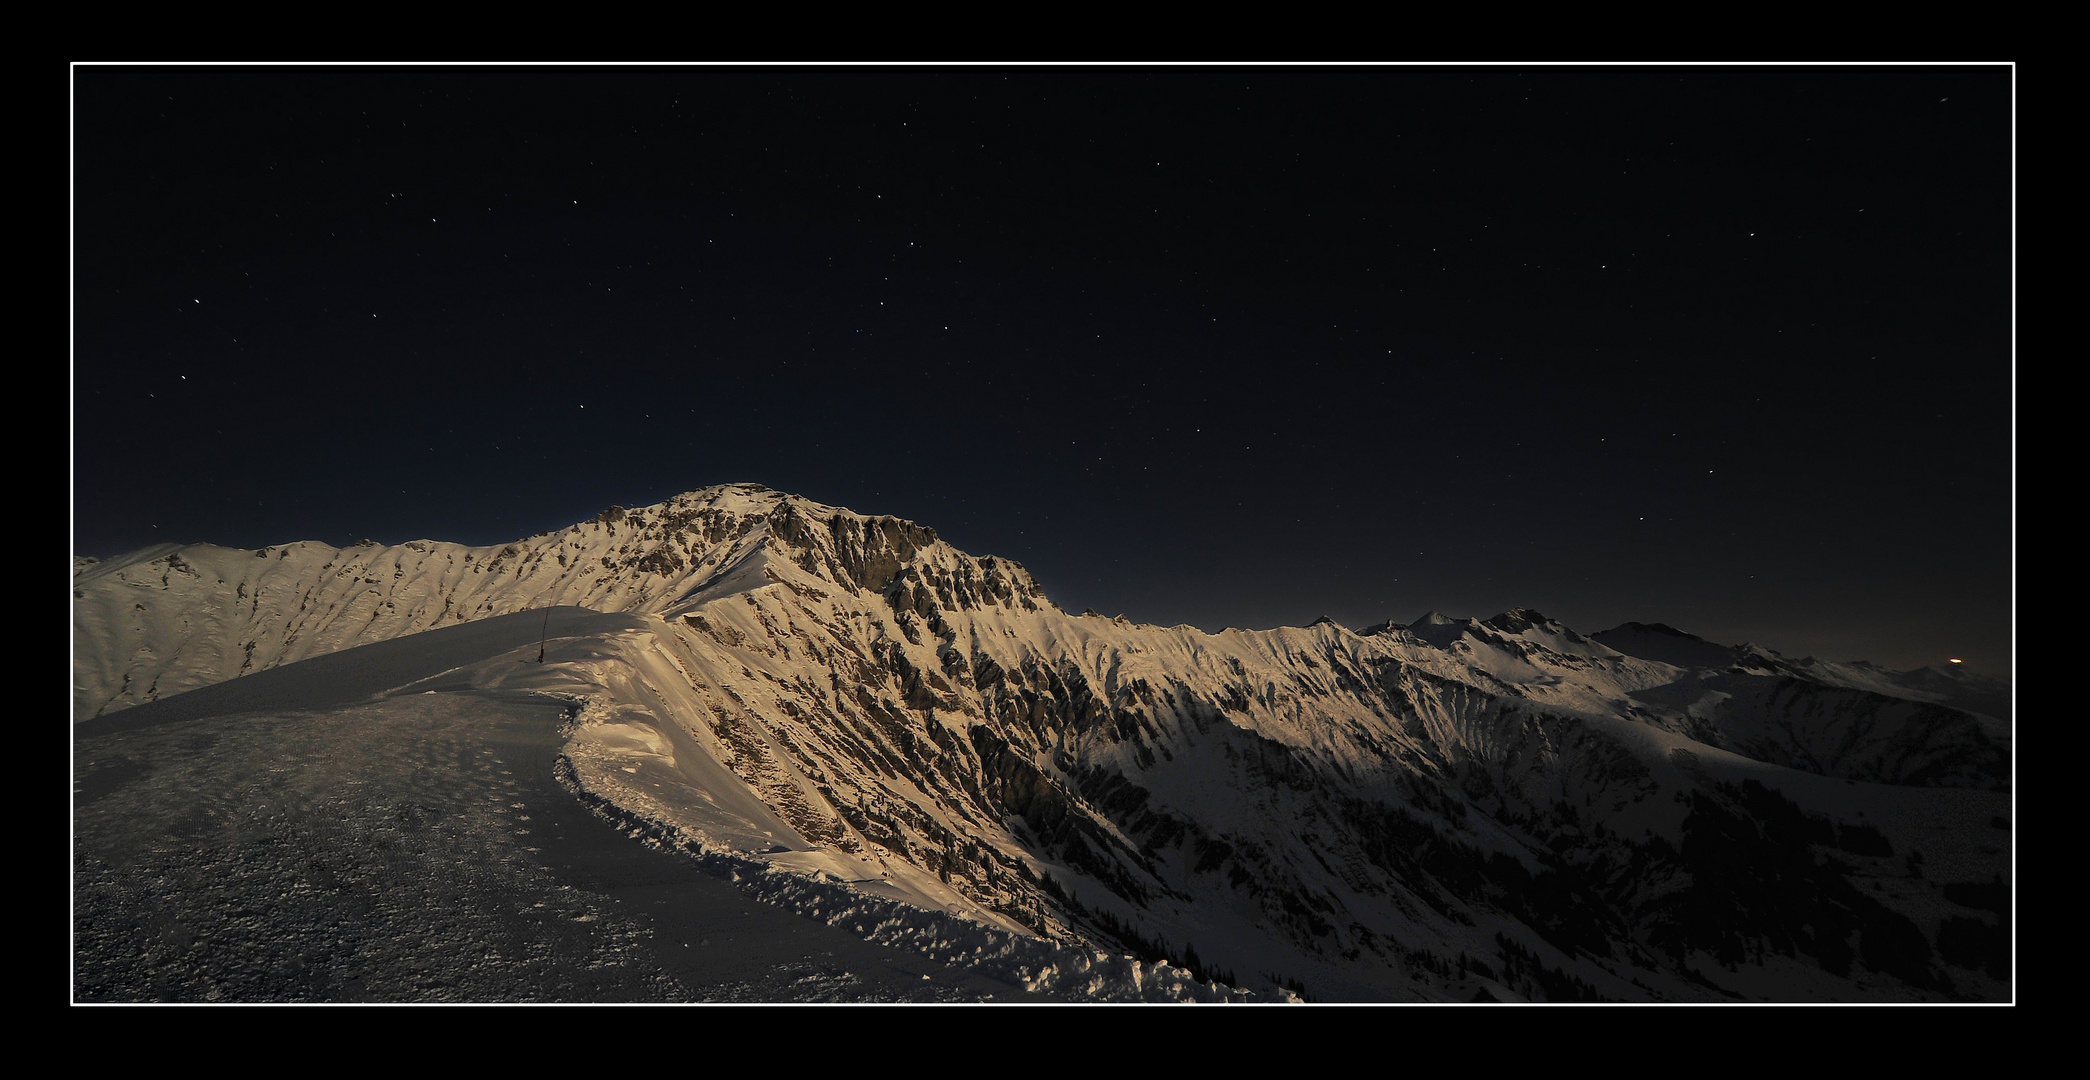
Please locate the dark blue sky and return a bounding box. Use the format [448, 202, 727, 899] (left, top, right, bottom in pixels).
[71, 65, 2013, 675]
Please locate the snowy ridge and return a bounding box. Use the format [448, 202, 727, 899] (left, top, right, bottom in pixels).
[74, 484, 2013, 1001]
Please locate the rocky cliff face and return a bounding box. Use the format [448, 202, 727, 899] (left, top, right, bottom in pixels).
[74, 483, 2012, 1000]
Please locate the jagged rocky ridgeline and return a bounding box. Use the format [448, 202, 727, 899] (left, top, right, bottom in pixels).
[74, 483, 2012, 1001]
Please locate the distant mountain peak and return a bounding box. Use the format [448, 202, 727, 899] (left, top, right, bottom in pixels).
[1403, 611, 1475, 649]
[1591, 622, 1744, 671]
[1610, 620, 1697, 640]
[1482, 608, 1563, 635]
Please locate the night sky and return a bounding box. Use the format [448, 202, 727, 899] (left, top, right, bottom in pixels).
[71, 66, 2014, 676]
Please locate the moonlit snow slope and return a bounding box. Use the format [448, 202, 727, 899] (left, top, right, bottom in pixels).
[74, 484, 2012, 1001]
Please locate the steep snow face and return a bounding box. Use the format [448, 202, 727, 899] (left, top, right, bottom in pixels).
[74, 484, 2013, 1002]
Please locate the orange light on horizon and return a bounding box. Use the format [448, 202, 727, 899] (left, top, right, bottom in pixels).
[1949, 658, 1964, 664]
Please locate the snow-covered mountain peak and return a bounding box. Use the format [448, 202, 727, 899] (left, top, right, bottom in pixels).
[72, 483, 1069, 721]
[1401, 611, 1479, 650]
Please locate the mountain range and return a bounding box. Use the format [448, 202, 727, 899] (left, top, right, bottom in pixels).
[72, 483, 2012, 1001]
